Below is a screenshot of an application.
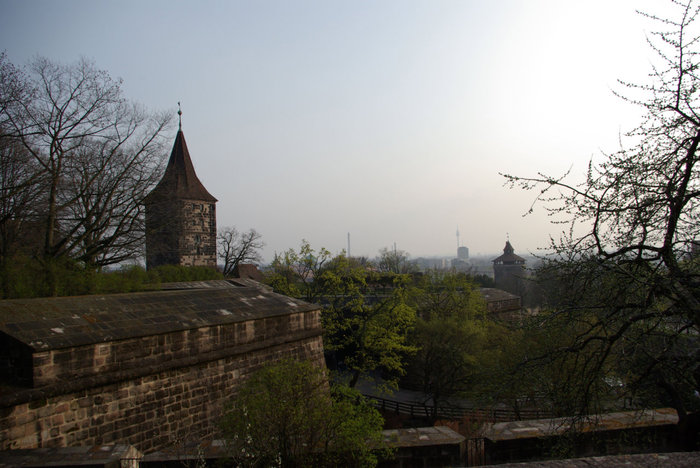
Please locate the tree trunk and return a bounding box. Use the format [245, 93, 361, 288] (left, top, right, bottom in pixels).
[349, 369, 361, 388]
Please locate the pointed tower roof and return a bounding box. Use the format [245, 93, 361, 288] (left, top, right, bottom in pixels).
[146, 130, 217, 202]
[493, 240, 525, 264]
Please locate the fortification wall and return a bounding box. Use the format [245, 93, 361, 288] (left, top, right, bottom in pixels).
[30, 309, 318, 388]
[0, 310, 324, 453]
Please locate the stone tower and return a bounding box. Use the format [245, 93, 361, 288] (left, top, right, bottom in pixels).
[144, 124, 217, 269]
[492, 240, 526, 295]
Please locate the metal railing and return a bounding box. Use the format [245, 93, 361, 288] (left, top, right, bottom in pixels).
[364, 394, 552, 422]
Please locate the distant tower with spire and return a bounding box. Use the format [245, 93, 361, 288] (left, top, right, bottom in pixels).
[492, 237, 526, 295]
[144, 104, 218, 269]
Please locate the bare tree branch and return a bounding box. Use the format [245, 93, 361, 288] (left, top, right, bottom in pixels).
[217, 226, 264, 276]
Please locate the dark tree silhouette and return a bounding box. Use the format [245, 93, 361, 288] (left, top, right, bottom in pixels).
[503, 0, 700, 431]
[0, 56, 172, 270]
[217, 226, 264, 276]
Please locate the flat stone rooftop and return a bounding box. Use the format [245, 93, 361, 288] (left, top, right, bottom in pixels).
[382, 426, 465, 448]
[0, 444, 141, 467]
[482, 408, 678, 441]
[474, 451, 700, 468]
[0, 280, 318, 351]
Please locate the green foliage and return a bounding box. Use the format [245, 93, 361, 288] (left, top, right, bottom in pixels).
[147, 264, 222, 283]
[0, 254, 221, 299]
[402, 272, 491, 416]
[266, 243, 418, 388]
[265, 239, 331, 302]
[471, 273, 495, 288]
[0, 254, 52, 298]
[408, 270, 486, 321]
[408, 318, 486, 419]
[219, 359, 388, 468]
[471, 322, 531, 411]
[318, 255, 417, 388]
[513, 256, 700, 418]
[513, 309, 615, 417]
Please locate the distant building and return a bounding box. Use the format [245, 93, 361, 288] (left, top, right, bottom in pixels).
[414, 257, 451, 271]
[457, 246, 469, 260]
[144, 127, 217, 269]
[233, 263, 265, 282]
[492, 240, 526, 295]
[480, 287, 522, 322]
[451, 257, 470, 272]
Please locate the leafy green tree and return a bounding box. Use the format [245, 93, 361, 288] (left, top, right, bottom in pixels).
[219, 359, 387, 468]
[266, 244, 417, 388]
[471, 323, 536, 417]
[409, 318, 486, 420]
[266, 239, 331, 302]
[409, 271, 486, 321]
[402, 272, 489, 418]
[503, 0, 700, 429]
[317, 255, 417, 388]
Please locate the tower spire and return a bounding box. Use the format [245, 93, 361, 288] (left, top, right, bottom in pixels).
[177, 101, 182, 131]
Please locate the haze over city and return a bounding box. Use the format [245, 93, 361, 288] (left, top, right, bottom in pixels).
[0, 0, 675, 261]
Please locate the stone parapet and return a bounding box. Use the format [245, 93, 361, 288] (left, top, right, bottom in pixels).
[1, 332, 324, 452]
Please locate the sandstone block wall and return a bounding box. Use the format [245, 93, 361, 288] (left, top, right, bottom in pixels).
[179, 200, 216, 268]
[0, 310, 324, 453]
[30, 309, 320, 388]
[145, 199, 216, 269]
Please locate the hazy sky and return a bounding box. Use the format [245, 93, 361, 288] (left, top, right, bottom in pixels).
[0, 0, 677, 261]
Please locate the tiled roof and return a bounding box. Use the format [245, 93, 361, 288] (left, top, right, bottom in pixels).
[479, 288, 520, 303]
[145, 130, 217, 202]
[0, 282, 317, 351]
[233, 264, 265, 282]
[493, 241, 526, 264]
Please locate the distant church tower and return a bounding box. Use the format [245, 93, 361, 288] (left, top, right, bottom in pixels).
[144, 110, 217, 269]
[492, 240, 526, 295]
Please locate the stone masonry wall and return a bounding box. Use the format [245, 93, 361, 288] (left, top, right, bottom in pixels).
[145, 199, 216, 269]
[145, 199, 181, 269]
[179, 200, 216, 268]
[0, 312, 324, 453]
[31, 309, 319, 387]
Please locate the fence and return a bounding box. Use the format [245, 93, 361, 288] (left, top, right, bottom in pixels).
[364, 394, 552, 422]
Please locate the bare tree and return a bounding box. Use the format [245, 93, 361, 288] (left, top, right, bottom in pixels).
[0, 52, 30, 126]
[0, 54, 44, 263]
[503, 0, 700, 428]
[0, 138, 44, 257]
[377, 246, 416, 274]
[2, 56, 172, 268]
[217, 226, 264, 276]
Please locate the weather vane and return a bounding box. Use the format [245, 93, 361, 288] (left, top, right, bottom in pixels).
[177, 101, 182, 130]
